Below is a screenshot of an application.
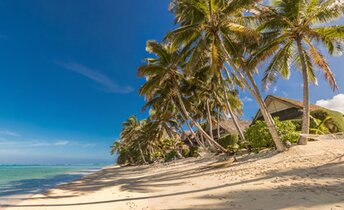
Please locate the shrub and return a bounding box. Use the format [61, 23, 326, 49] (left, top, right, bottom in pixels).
[164, 150, 178, 162]
[245, 118, 299, 152]
[245, 120, 273, 152]
[181, 144, 190, 157]
[311, 109, 344, 133]
[290, 120, 302, 131]
[275, 119, 300, 144]
[189, 146, 200, 157]
[218, 134, 240, 153]
[310, 116, 331, 134]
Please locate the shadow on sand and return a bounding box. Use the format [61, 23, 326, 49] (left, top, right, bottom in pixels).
[1, 153, 344, 209]
[0, 174, 83, 197]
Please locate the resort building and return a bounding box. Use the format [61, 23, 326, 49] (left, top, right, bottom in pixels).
[253, 95, 324, 123]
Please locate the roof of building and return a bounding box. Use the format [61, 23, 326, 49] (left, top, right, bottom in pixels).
[253, 95, 325, 122]
[207, 119, 251, 134]
[269, 95, 323, 112]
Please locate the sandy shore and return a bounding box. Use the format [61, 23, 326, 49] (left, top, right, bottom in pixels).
[2, 140, 344, 210]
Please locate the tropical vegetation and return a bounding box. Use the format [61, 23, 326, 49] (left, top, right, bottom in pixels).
[111, 0, 343, 165]
[245, 118, 299, 152]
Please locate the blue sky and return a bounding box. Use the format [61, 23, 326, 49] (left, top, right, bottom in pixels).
[0, 0, 343, 164]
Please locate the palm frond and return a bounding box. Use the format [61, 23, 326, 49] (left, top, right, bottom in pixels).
[302, 49, 318, 85]
[222, 22, 260, 40]
[137, 65, 165, 77]
[262, 41, 293, 89]
[146, 41, 169, 64]
[222, 0, 259, 15]
[305, 0, 344, 24]
[307, 41, 338, 90]
[248, 35, 286, 68]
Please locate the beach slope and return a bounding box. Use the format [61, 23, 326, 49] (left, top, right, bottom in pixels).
[3, 140, 344, 210]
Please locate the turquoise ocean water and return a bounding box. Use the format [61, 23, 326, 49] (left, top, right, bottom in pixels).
[0, 164, 106, 198]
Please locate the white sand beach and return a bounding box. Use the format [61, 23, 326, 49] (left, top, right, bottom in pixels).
[3, 139, 344, 210]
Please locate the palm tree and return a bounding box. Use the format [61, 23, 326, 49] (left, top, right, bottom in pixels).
[110, 140, 124, 157]
[253, 0, 343, 144]
[167, 0, 286, 151]
[182, 67, 244, 141]
[138, 40, 228, 153]
[119, 116, 147, 164]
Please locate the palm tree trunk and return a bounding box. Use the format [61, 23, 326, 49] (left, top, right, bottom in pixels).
[206, 99, 214, 140]
[296, 38, 310, 145]
[200, 132, 205, 146]
[220, 74, 246, 141]
[246, 73, 286, 151]
[138, 143, 147, 164]
[197, 120, 207, 146]
[219, 41, 286, 152]
[217, 111, 221, 139]
[185, 120, 205, 147]
[172, 100, 204, 147]
[179, 126, 194, 146]
[175, 93, 228, 153]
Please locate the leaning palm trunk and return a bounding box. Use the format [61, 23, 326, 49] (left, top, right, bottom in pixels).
[217, 112, 221, 139]
[179, 126, 194, 146]
[138, 143, 147, 164]
[296, 38, 310, 145]
[244, 71, 286, 152]
[185, 120, 205, 148]
[219, 41, 286, 152]
[175, 93, 228, 153]
[220, 75, 246, 141]
[199, 131, 206, 146]
[245, 72, 286, 151]
[206, 99, 215, 141]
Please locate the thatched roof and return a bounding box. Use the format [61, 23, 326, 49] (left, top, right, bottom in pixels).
[218, 120, 251, 134]
[206, 119, 251, 135]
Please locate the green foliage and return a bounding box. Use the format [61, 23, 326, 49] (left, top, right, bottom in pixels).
[112, 115, 198, 165]
[189, 146, 200, 157]
[245, 120, 273, 152]
[275, 119, 300, 144]
[310, 116, 331, 134]
[181, 145, 190, 157]
[116, 148, 129, 165]
[311, 109, 344, 133]
[165, 150, 179, 162]
[245, 118, 299, 152]
[290, 120, 302, 131]
[218, 134, 240, 153]
[258, 0, 344, 91]
[111, 0, 344, 165]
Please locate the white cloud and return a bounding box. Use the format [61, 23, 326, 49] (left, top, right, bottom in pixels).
[242, 96, 253, 102]
[27, 140, 70, 147]
[0, 139, 96, 149]
[0, 130, 21, 137]
[54, 140, 70, 146]
[316, 94, 344, 114]
[55, 61, 134, 94]
[272, 86, 278, 94]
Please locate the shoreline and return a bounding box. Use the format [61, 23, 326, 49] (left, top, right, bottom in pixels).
[0, 166, 109, 210]
[2, 140, 344, 210]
